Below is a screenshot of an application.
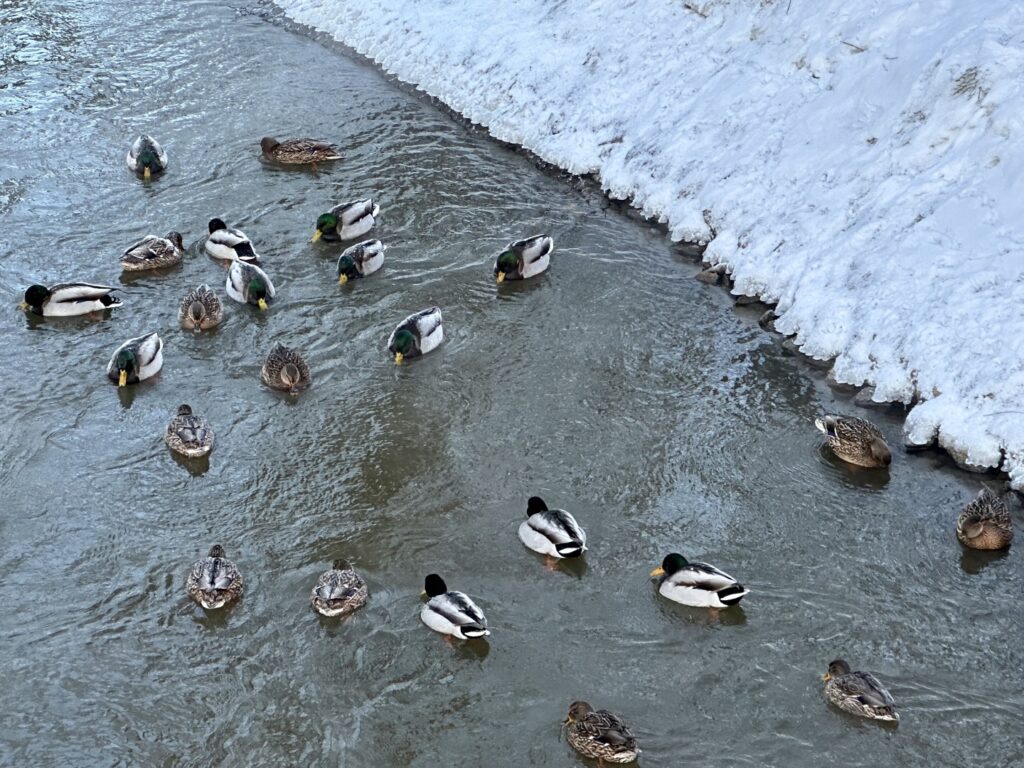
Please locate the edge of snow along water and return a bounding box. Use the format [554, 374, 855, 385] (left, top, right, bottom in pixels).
[275, 0, 1024, 488]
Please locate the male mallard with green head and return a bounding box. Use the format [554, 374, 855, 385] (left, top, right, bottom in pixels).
[20, 283, 121, 317]
[126, 134, 167, 179]
[815, 415, 892, 468]
[106, 332, 163, 387]
[650, 552, 748, 608]
[420, 574, 489, 639]
[494, 234, 553, 282]
[388, 307, 443, 364]
[311, 199, 380, 242]
[226, 259, 275, 310]
[336, 240, 386, 284]
[518, 496, 587, 559]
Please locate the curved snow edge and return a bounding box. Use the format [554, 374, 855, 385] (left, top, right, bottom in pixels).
[275, 0, 1024, 489]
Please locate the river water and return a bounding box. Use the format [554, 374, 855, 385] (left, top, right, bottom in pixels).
[0, 1, 1020, 766]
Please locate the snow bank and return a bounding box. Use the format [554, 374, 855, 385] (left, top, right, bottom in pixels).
[276, 0, 1024, 485]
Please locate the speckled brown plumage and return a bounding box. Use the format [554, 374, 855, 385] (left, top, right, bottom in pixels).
[957, 489, 1013, 550]
[564, 701, 639, 764]
[815, 415, 892, 468]
[260, 136, 342, 165]
[822, 659, 899, 723]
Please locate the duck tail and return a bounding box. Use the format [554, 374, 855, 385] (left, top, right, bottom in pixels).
[718, 584, 749, 605]
[461, 625, 490, 638]
[555, 541, 586, 558]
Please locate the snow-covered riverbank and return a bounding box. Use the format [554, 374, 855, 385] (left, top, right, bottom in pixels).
[277, 0, 1024, 485]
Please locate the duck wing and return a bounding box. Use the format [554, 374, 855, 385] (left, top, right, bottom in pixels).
[580, 710, 637, 748]
[434, 590, 486, 627]
[412, 307, 443, 339]
[668, 561, 738, 591]
[50, 283, 119, 304]
[528, 510, 585, 547]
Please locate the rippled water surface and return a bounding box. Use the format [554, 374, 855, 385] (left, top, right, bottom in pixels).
[1, 1, 1021, 765]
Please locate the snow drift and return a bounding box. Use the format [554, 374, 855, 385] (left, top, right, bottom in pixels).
[276, 0, 1024, 485]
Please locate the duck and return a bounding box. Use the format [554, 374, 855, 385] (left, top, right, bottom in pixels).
[260, 136, 342, 165]
[822, 659, 899, 723]
[420, 574, 489, 639]
[164, 404, 214, 458]
[337, 239, 386, 284]
[563, 701, 640, 765]
[311, 199, 380, 242]
[957, 489, 1013, 550]
[126, 134, 167, 179]
[120, 232, 185, 271]
[495, 234, 554, 283]
[261, 343, 311, 392]
[205, 218, 260, 263]
[650, 552, 749, 608]
[310, 559, 368, 617]
[20, 283, 122, 317]
[815, 415, 892, 468]
[518, 496, 587, 559]
[226, 259, 275, 310]
[186, 545, 243, 610]
[106, 332, 163, 387]
[178, 284, 223, 331]
[388, 307, 443, 364]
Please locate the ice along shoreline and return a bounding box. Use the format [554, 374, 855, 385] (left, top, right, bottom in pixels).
[274, 0, 1024, 487]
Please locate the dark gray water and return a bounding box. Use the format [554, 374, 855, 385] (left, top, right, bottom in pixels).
[1, 1, 1021, 765]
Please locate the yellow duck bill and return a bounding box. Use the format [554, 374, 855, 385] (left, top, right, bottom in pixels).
[650, 566, 666, 578]
[118, 370, 128, 387]
[310, 230, 322, 243]
[257, 298, 268, 311]
[143, 166, 151, 180]
[496, 272, 506, 283]
[338, 274, 348, 285]
[393, 352, 404, 365]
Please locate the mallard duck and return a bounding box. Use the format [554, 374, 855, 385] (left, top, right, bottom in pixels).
[310, 559, 368, 617]
[120, 232, 185, 271]
[495, 234, 554, 283]
[179, 284, 223, 331]
[519, 496, 587, 559]
[164, 404, 214, 458]
[822, 659, 899, 723]
[206, 218, 260, 263]
[20, 283, 121, 317]
[563, 701, 640, 764]
[420, 574, 489, 639]
[336, 239, 386, 284]
[388, 307, 443, 364]
[261, 136, 342, 165]
[261, 343, 311, 392]
[815, 415, 892, 468]
[226, 259, 275, 310]
[957, 489, 1013, 550]
[311, 199, 380, 242]
[126, 134, 167, 179]
[106, 332, 163, 387]
[186, 545, 243, 610]
[650, 552, 749, 608]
